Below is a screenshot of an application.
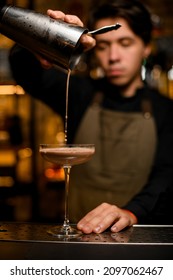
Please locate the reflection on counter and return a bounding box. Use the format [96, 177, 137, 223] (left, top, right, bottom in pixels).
[0, 223, 173, 259]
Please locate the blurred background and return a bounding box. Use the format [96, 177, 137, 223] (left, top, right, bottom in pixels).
[0, 0, 173, 223]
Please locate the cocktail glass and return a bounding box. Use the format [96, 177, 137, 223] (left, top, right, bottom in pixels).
[39, 143, 95, 238]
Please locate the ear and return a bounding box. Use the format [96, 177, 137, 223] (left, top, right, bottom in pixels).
[143, 43, 152, 59]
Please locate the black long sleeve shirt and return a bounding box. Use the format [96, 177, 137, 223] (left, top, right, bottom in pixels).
[9, 46, 173, 224]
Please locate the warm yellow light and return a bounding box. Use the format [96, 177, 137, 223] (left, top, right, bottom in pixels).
[45, 167, 65, 181]
[18, 148, 32, 159]
[0, 85, 25, 95]
[0, 176, 14, 187]
[0, 150, 16, 166]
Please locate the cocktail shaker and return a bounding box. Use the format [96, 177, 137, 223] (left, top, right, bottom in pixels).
[0, 5, 121, 70]
[0, 5, 88, 70]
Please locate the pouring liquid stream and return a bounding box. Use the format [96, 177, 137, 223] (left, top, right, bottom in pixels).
[64, 69, 71, 144]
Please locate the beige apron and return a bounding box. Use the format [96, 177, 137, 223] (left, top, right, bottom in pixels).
[69, 93, 157, 222]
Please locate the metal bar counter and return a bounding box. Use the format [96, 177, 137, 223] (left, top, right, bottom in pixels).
[0, 222, 173, 259]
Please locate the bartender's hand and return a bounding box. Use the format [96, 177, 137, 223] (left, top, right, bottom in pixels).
[77, 203, 138, 233]
[38, 9, 96, 69]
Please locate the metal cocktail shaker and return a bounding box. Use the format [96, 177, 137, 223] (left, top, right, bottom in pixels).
[0, 5, 88, 70]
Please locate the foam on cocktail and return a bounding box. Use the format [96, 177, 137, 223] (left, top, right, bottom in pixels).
[40, 146, 95, 166]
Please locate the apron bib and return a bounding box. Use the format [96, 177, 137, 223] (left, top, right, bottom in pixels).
[69, 93, 157, 222]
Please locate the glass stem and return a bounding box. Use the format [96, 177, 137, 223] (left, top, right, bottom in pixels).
[63, 166, 71, 231]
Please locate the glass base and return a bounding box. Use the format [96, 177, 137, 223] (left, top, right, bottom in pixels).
[47, 225, 82, 239]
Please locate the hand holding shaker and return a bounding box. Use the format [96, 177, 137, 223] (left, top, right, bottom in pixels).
[0, 5, 89, 70]
[0, 5, 121, 70]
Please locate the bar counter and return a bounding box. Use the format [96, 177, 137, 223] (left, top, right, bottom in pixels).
[0, 222, 173, 260]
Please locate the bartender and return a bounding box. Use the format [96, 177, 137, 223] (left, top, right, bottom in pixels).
[9, 0, 173, 234]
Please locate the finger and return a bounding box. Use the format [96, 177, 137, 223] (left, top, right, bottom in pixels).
[77, 204, 107, 233]
[64, 14, 84, 26]
[77, 212, 102, 234]
[80, 34, 96, 51]
[47, 9, 66, 20]
[111, 215, 130, 232]
[92, 210, 119, 234]
[47, 10, 83, 26]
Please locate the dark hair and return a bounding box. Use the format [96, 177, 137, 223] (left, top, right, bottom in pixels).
[87, 0, 153, 44]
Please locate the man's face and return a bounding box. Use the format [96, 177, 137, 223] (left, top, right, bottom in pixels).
[94, 17, 151, 89]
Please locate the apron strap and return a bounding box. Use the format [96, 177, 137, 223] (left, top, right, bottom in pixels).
[141, 88, 153, 119]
